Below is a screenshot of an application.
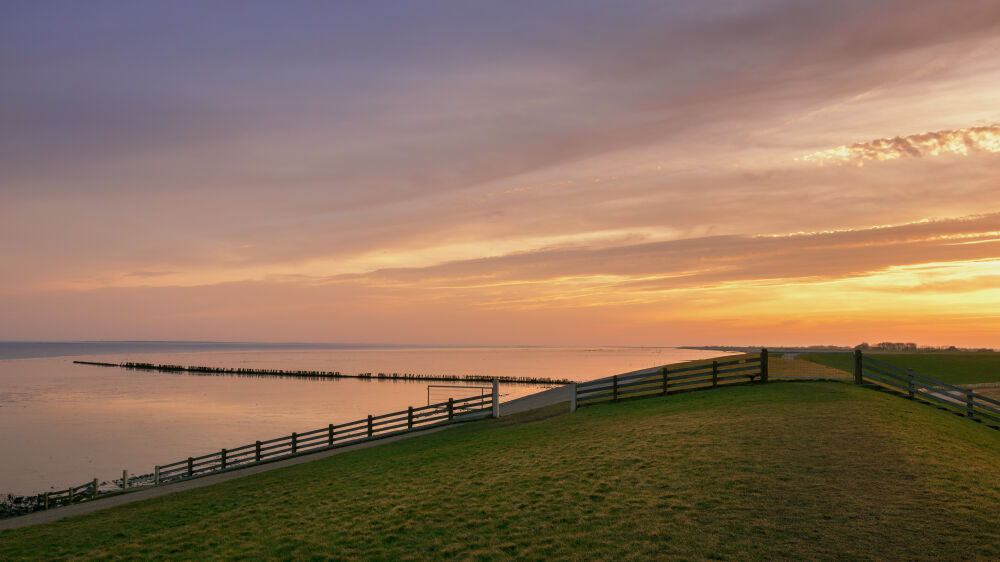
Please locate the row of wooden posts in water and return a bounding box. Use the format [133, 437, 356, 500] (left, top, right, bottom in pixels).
[72, 360, 572, 385]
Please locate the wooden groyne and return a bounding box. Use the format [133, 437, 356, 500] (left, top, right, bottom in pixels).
[72, 361, 572, 385]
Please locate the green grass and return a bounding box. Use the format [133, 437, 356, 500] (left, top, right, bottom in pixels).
[3, 382, 1000, 559]
[799, 351, 1000, 385]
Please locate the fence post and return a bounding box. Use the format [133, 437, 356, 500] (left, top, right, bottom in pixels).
[908, 375, 914, 400]
[662, 366, 669, 394]
[291, 432, 298, 454]
[712, 361, 719, 388]
[188, 457, 194, 477]
[92, 478, 98, 499]
[853, 350, 863, 384]
[44, 492, 49, 510]
[492, 378, 500, 418]
[613, 375, 619, 402]
[328, 423, 335, 446]
[448, 398, 454, 421]
[408, 406, 414, 429]
[68, 486, 74, 503]
[154, 465, 160, 485]
[368, 415, 374, 437]
[570, 382, 577, 413]
[221, 448, 227, 469]
[122, 469, 128, 490]
[255, 441, 262, 462]
[967, 391, 975, 418]
[760, 349, 768, 383]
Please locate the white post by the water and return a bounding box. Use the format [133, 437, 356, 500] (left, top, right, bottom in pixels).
[492, 378, 500, 418]
[570, 382, 577, 413]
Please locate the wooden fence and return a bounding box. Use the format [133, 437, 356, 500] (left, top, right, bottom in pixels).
[574, 351, 768, 407]
[32, 478, 99, 511]
[153, 393, 494, 484]
[16, 391, 496, 516]
[854, 351, 1000, 429]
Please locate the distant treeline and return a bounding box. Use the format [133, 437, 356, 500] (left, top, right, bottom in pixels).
[855, 342, 995, 352]
[73, 361, 571, 385]
[686, 343, 995, 353]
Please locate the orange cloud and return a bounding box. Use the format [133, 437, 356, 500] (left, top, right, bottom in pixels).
[799, 124, 1000, 166]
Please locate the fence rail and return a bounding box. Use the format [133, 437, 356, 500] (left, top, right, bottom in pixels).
[575, 351, 768, 407]
[22, 478, 100, 513]
[427, 385, 490, 408]
[856, 351, 1000, 428]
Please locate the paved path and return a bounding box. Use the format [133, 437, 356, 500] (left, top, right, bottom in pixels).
[0, 424, 454, 531]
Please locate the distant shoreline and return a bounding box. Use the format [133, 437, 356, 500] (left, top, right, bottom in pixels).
[2, 341, 694, 361]
[680, 346, 852, 354]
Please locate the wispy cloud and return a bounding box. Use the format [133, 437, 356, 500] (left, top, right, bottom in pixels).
[799, 124, 1000, 166]
[342, 213, 1000, 296]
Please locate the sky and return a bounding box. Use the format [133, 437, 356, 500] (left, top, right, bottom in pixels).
[2, 0, 1000, 347]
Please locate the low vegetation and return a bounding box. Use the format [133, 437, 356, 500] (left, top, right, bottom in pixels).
[799, 351, 1000, 385]
[2, 382, 1000, 559]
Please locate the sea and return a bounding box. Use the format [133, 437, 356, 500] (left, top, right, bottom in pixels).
[0, 342, 730, 495]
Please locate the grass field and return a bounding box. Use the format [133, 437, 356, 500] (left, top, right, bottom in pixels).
[2, 381, 1000, 559]
[799, 351, 1000, 385]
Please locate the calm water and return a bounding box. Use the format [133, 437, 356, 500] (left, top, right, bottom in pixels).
[0, 343, 728, 495]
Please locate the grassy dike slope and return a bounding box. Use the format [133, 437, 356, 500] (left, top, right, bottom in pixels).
[2, 382, 1000, 559]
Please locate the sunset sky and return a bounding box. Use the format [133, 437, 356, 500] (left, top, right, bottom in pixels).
[3, 1, 1000, 347]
